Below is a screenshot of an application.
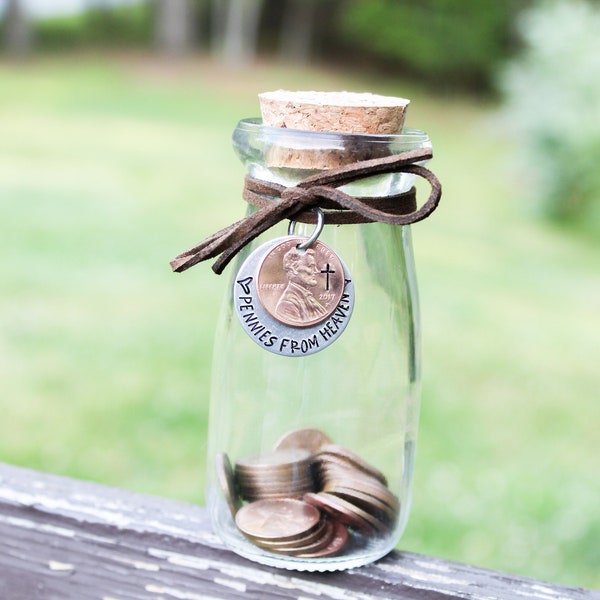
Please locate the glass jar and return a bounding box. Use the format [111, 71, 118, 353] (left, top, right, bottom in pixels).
[206, 119, 432, 571]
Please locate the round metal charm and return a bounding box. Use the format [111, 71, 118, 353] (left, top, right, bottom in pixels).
[233, 236, 354, 357]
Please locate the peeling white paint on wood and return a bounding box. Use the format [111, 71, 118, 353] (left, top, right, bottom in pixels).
[76, 530, 117, 545]
[0, 462, 595, 600]
[48, 560, 75, 572]
[0, 487, 133, 528]
[217, 563, 381, 600]
[213, 576, 247, 592]
[149, 548, 212, 571]
[0, 514, 36, 530]
[152, 549, 375, 599]
[145, 518, 221, 546]
[0, 513, 76, 540]
[145, 583, 222, 599]
[376, 561, 472, 586]
[112, 556, 161, 572]
[515, 588, 575, 600]
[414, 558, 454, 572]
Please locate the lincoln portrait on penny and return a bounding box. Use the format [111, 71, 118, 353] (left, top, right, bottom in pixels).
[275, 247, 328, 326]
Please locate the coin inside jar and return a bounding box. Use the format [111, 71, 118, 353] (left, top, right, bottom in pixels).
[304, 492, 385, 535]
[328, 486, 398, 526]
[235, 448, 315, 502]
[274, 427, 332, 454]
[229, 429, 401, 558]
[253, 518, 333, 554]
[317, 461, 400, 513]
[235, 448, 312, 472]
[317, 444, 388, 486]
[235, 498, 321, 542]
[295, 519, 349, 558]
[256, 238, 346, 328]
[215, 452, 240, 517]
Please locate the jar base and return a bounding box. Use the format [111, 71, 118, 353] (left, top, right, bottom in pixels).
[210, 492, 399, 572]
[223, 537, 396, 572]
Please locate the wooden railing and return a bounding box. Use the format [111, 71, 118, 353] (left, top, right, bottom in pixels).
[0, 462, 595, 600]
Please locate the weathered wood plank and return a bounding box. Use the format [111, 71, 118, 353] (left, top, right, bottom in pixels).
[0, 462, 596, 600]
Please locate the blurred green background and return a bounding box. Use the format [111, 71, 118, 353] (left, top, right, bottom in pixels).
[1, 0, 599, 591]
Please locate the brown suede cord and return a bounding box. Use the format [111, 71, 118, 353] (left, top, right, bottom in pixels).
[170, 148, 441, 275]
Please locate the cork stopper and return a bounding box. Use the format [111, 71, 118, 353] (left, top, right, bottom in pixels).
[259, 90, 409, 134]
[258, 90, 410, 169]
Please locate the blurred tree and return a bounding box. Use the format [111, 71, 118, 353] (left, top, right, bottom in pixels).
[213, 0, 264, 65]
[278, 0, 318, 63]
[2, 0, 33, 56]
[209, 0, 226, 55]
[154, 0, 196, 54]
[82, 0, 154, 47]
[501, 0, 600, 230]
[337, 0, 524, 91]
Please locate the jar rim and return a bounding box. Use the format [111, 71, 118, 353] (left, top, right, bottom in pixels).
[234, 117, 430, 146]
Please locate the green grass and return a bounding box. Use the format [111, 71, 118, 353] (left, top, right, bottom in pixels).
[1, 54, 598, 589]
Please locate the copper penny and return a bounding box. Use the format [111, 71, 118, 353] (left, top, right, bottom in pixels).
[235, 498, 321, 542]
[235, 448, 312, 472]
[318, 444, 388, 486]
[274, 427, 332, 454]
[256, 237, 345, 328]
[328, 486, 398, 526]
[237, 464, 314, 501]
[303, 492, 380, 535]
[242, 489, 308, 502]
[321, 471, 400, 512]
[236, 467, 313, 482]
[233, 236, 354, 357]
[257, 519, 332, 553]
[282, 519, 336, 555]
[215, 452, 240, 518]
[238, 476, 313, 491]
[295, 520, 350, 558]
[315, 455, 390, 489]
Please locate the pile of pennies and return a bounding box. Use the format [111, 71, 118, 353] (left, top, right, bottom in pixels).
[216, 428, 399, 559]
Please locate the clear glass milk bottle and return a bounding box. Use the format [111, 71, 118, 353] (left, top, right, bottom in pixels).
[204, 116, 437, 571]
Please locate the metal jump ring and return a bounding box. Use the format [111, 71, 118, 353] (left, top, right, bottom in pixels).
[288, 208, 325, 250]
